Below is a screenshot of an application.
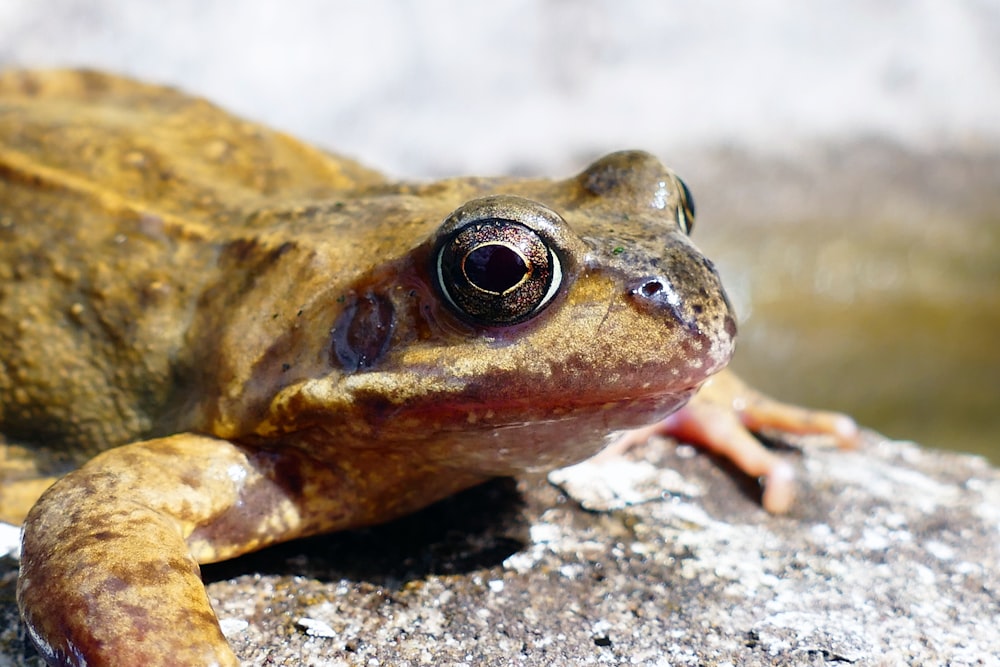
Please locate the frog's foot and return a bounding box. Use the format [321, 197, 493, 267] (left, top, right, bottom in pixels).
[609, 369, 859, 514]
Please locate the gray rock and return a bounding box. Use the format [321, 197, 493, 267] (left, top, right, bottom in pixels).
[3, 431, 998, 665]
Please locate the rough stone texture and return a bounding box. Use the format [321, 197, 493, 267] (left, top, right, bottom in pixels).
[3, 431, 999, 665]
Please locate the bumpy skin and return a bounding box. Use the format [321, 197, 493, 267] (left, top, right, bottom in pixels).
[0, 70, 855, 666]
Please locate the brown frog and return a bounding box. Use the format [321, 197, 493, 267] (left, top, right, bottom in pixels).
[0, 69, 857, 666]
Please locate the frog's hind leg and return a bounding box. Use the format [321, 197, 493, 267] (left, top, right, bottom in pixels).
[0, 440, 65, 525]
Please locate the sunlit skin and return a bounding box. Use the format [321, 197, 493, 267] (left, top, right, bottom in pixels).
[0, 70, 857, 666]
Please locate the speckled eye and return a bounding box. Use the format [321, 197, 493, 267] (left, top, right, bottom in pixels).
[677, 177, 696, 235]
[435, 203, 564, 326]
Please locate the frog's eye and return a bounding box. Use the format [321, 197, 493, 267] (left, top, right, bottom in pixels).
[435, 218, 563, 326]
[677, 177, 696, 235]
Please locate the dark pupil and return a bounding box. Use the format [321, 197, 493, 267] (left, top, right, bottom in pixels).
[464, 243, 528, 293]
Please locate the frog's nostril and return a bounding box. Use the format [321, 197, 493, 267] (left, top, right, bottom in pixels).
[639, 280, 663, 298]
[631, 276, 693, 329]
[633, 278, 680, 308]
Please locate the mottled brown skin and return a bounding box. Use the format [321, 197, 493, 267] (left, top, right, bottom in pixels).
[0, 70, 856, 666]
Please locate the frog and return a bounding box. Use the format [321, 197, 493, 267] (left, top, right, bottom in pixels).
[0, 69, 858, 667]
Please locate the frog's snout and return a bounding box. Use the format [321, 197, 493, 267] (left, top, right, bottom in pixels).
[627, 269, 738, 370]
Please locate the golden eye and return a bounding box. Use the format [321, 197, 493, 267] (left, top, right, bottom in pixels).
[435, 207, 564, 326]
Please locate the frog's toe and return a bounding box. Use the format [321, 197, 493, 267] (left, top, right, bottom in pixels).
[739, 398, 860, 451]
[657, 396, 800, 513]
[697, 369, 861, 450]
[760, 459, 796, 515]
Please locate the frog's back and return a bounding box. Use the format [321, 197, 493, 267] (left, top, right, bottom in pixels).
[0, 69, 383, 222]
[0, 69, 384, 465]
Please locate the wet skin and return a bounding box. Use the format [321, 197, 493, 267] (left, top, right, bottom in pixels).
[0, 70, 857, 666]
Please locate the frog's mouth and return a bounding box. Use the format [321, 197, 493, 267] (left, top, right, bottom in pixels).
[458, 388, 700, 474]
[247, 367, 706, 478]
[422, 383, 698, 430]
[324, 379, 702, 474]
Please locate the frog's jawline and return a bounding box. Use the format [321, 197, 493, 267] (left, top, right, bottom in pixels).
[431, 388, 695, 430]
[300, 386, 698, 476]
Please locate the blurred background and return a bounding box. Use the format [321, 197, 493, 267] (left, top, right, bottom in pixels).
[2, 0, 998, 459]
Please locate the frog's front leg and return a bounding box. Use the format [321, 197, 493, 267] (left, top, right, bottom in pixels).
[611, 369, 860, 514]
[17, 434, 335, 667]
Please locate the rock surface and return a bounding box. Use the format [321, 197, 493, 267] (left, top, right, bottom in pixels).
[2, 431, 999, 666]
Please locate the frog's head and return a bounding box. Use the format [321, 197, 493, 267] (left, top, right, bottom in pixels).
[230, 151, 736, 475]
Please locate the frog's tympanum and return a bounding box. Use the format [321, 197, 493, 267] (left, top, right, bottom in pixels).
[0, 70, 858, 666]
